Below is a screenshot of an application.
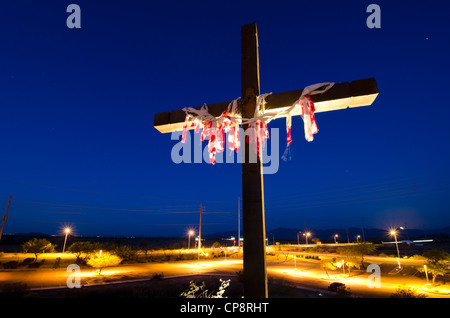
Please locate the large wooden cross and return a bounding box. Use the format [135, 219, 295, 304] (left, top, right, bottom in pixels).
[153, 23, 378, 298]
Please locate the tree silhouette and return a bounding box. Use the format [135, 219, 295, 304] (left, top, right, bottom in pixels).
[87, 251, 122, 275]
[22, 238, 56, 262]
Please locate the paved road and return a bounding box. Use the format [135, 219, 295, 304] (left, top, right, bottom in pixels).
[1, 253, 448, 298]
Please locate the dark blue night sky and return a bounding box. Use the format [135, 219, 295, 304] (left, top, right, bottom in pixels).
[0, 1, 449, 237]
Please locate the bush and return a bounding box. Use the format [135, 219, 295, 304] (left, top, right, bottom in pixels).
[390, 286, 427, 298]
[112, 245, 137, 262]
[409, 254, 426, 261]
[22, 238, 56, 262]
[151, 272, 164, 281]
[87, 251, 122, 275]
[180, 279, 231, 298]
[28, 259, 45, 268]
[20, 258, 35, 266]
[335, 286, 352, 298]
[68, 241, 94, 264]
[52, 257, 61, 269]
[2, 261, 19, 269]
[211, 242, 221, 249]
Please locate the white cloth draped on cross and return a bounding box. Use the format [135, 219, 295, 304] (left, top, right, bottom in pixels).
[181, 82, 334, 164]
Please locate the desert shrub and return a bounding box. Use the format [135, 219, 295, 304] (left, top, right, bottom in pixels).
[22, 238, 56, 262]
[86, 251, 122, 275]
[390, 286, 427, 298]
[335, 286, 352, 298]
[20, 258, 35, 266]
[28, 259, 45, 268]
[52, 257, 61, 269]
[180, 279, 230, 298]
[3, 261, 19, 269]
[211, 242, 221, 249]
[112, 245, 137, 262]
[151, 272, 164, 281]
[409, 254, 426, 261]
[68, 241, 94, 264]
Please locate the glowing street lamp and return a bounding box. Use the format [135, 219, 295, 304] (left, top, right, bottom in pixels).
[390, 229, 402, 268]
[334, 234, 338, 244]
[356, 235, 361, 243]
[62, 227, 71, 253]
[188, 230, 194, 249]
[303, 232, 311, 245]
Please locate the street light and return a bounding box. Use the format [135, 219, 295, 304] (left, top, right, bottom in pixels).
[390, 228, 402, 268]
[62, 227, 70, 253]
[188, 230, 194, 249]
[303, 232, 311, 245]
[334, 234, 338, 244]
[356, 235, 361, 243]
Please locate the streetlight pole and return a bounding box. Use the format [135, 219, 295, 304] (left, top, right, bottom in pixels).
[334, 234, 338, 244]
[197, 203, 204, 264]
[390, 229, 401, 268]
[188, 230, 194, 249]
[304, 232, 310, 245]
[62, 228, 70, 253]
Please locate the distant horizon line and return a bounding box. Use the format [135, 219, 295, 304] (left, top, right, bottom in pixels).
[4, 224, 449, 239]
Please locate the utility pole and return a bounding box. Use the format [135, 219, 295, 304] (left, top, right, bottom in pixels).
[198, 203, 203, 252]
[0, 194, 12, 241]
[197, 203, 206, 264]
[360, 217, 366, 243]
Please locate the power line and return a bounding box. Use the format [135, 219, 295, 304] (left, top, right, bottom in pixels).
[12, 200, 200, 212]
[10, 208, 230, 215]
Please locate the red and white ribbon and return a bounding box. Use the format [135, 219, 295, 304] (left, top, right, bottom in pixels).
[289, 82, 334, 143]
[180, 82, 334, 164]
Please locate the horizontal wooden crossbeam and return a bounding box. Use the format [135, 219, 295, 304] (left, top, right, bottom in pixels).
[153, 77, 378, 133]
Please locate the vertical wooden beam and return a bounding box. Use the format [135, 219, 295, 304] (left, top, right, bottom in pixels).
[241, 22, 268, 298]
[238, 197, 241, 250]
